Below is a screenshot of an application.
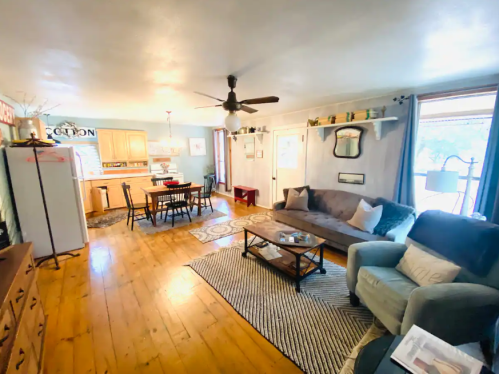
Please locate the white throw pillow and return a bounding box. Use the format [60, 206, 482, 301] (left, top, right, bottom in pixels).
[347, 199, 383, 234]
[396, 244, 461, 287]
[285, 188, 309, 211]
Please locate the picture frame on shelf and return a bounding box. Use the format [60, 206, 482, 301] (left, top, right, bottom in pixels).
[189, 138, 207, 156]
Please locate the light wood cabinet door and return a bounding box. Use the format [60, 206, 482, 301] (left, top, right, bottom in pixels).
[113, 131, 128, 161]
[126, 131, 148, 160]
[97, 130, 115, 162]
[107, 185, 125, 209]
[80, 181, 93, 213]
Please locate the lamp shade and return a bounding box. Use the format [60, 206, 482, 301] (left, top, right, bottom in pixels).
[225, 112, 241, 132]
[425, 170, 459, 193]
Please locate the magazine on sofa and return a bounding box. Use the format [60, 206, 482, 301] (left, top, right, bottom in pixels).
[391, 325, 483, 374]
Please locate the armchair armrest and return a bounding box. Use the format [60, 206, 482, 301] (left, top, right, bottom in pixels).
[385, 215, 415, 243]
[346, 241, 407, 293]
[402, 283, 499, 345]
[273, 200, 286, 211]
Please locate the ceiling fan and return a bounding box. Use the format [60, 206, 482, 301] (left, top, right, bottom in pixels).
[194, 75, 279, 131]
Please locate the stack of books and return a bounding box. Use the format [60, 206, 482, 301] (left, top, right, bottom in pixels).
[335, 112, 352, 123]
[353, 109, 377, 121]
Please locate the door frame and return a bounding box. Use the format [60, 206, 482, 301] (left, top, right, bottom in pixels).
[271, 123, 308, 206]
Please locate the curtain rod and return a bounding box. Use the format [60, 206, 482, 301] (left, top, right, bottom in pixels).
[418, 84, 498, 102]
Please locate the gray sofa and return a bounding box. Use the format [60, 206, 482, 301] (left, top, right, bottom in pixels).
[273, 188, 415, 252]
[347, 210, 499, 345]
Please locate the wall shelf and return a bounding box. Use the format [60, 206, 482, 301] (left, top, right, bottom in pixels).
[228, 132, 265, 143]
[307, 117, 398, 141]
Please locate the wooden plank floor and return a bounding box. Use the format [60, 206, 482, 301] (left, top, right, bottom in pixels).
[38, 193, 347, 374]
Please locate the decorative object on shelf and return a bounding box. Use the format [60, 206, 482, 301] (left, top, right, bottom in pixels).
[316, 116, 334, 126]
[249, 127, 256, 133]
[335, 112, 352, 124]
[338, 173, 365, 185]
[309, 117, 398, 141]
[425, 155, 478, 216]
[238, 127, 248, 134]
[381, 106, 387, 118]
[307, 118, 319, 127]
[161, 111, 182, 148]
[393, 95, 409, 105]
[353, 109, 377, 121]
[256, 150, 263, 158]
[334, 126, 363, 158]
[189, 137, 207, 156]
[256, 127, 262, 132]
[0, 98, 15, 126]
[18, 118, 38, 139]
[6, 92, 60, 118]
[46, 121, 96, 139]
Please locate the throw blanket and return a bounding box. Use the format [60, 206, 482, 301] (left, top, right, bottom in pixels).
[408, 210, 499, 277]
[373, 197, 416, 236]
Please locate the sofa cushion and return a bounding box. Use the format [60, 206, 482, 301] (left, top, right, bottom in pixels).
[274, 209, 385, 249]
[356, 266, 418, 334]
[283, 186, 313, 209]
[311, 190, 376, 220]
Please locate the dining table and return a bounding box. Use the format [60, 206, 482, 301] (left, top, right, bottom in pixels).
[141, 183, 204, 227]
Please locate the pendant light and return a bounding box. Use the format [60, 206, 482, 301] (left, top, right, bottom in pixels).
[225, 111, 241, 132]
[161, 111, 181, 147]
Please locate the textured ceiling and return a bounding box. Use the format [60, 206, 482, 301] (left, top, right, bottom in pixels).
[0, 0, 498, 126]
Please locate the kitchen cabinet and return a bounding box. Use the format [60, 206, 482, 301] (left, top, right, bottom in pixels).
[126, 131, 148, 160]
[107, 185, 125, 209]
[80, 181, 93, 213]
[89, 176, 153, 211]
[97, 130, 115, 161]
[113, 131, 129, 160]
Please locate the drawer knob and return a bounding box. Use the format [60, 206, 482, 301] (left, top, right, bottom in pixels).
[38, 323, 44, 336]
[15, 288, 25, 303]
[16, 348, 25, 370]
[30, 297, 37, 310]
[0, 325, 10, 347]
[25, 263, 34, 274]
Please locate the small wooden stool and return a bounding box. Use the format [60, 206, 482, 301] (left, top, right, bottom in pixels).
[233, 185, 257, 207]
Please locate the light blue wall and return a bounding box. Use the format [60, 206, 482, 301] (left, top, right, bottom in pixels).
[0, 94, 21, 244]
[48, 116, 214, 185]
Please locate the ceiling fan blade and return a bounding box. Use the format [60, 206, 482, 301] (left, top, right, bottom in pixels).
[240, 96, 279, 105]
[240, 105, 258, 114]
[194, 91, 224, 102]
[195, 104, 223, 109]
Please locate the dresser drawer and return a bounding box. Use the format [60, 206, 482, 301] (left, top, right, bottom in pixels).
[6, 323, 31, 374]
[31, 307, 45, 363]
[91, 178, 121, 187]
[9, 256, 35, 322]
[0, 309, 15, 365]
[23, 283, 40, 337]
[121, 176, 152, 185]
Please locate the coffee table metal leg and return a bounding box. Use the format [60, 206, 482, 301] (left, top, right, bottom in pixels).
[242, 229, 248, 257]
[319, 243, 326, 274]
[295, 254, 301, 292]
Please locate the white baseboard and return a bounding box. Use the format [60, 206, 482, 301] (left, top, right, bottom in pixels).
[214, 191, 272, 210]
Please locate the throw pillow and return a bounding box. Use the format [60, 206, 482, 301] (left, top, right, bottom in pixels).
[347, 199, 383, 234]
[285, 188, 309, 211]
[283, 185, 313, 209]
[396, 244, 461, 287]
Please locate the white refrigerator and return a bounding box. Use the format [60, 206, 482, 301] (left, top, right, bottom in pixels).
[7, 146, 89, 259]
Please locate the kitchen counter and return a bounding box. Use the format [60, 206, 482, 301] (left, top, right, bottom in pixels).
[85, 173, 154, 181]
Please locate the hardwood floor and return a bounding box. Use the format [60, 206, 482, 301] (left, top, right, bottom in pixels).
[38, 193, 347, 374]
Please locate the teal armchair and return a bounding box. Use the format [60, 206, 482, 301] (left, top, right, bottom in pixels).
[346, 210, 499, 345]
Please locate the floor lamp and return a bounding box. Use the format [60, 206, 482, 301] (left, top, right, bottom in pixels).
[425, 155, 478, 216]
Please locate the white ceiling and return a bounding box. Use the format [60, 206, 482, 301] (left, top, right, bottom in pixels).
[1, 0, 498, 126]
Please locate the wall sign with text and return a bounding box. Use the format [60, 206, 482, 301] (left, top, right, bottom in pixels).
[0, 99, 15, 126]
[46, 122, 96, 139]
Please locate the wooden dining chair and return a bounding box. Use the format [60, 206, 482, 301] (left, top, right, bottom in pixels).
[192, 174, 215, 213]
[151, 177, 174, 219]
[121, 182, 150, 231]
[164, 183, 192, 227]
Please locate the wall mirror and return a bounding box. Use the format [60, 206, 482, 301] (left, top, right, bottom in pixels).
[244, 136, 255, 160]
[334, 126, 363, 158]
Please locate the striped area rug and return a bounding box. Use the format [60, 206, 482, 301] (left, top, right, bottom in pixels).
[188, 240, 373, 374]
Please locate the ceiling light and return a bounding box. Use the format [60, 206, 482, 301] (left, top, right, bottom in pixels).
[163, 110, 182, 147]
[225, 111, 241, 132]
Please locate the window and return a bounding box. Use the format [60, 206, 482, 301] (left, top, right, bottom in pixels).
[214, 129, 226, 184]
[414, 92, 496, 215]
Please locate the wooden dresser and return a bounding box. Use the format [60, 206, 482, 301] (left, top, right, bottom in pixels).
[0, 243, 45, 374]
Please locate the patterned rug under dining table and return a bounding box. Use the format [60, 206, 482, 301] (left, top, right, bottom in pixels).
[141, 183, 204, 226]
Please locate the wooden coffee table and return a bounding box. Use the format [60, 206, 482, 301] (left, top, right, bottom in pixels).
[243, 221, 326, 292]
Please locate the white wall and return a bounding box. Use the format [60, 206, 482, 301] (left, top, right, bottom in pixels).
[225, 74, 499, 209]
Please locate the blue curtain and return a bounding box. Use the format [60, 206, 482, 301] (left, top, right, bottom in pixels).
[394, 94, 418, 207]
[476, 92, 499, 224]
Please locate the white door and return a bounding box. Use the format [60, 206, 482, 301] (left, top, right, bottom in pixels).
[272, 127, 307, 204]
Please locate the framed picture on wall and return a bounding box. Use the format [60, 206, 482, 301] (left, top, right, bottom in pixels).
[189, 138, 207, 156]
[338, 173, 365, 185]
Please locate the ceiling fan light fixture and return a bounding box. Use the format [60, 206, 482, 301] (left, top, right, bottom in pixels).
[225, 111, 241, 132]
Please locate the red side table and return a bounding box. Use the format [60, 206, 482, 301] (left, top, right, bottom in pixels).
[233, 185, 257, 207]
